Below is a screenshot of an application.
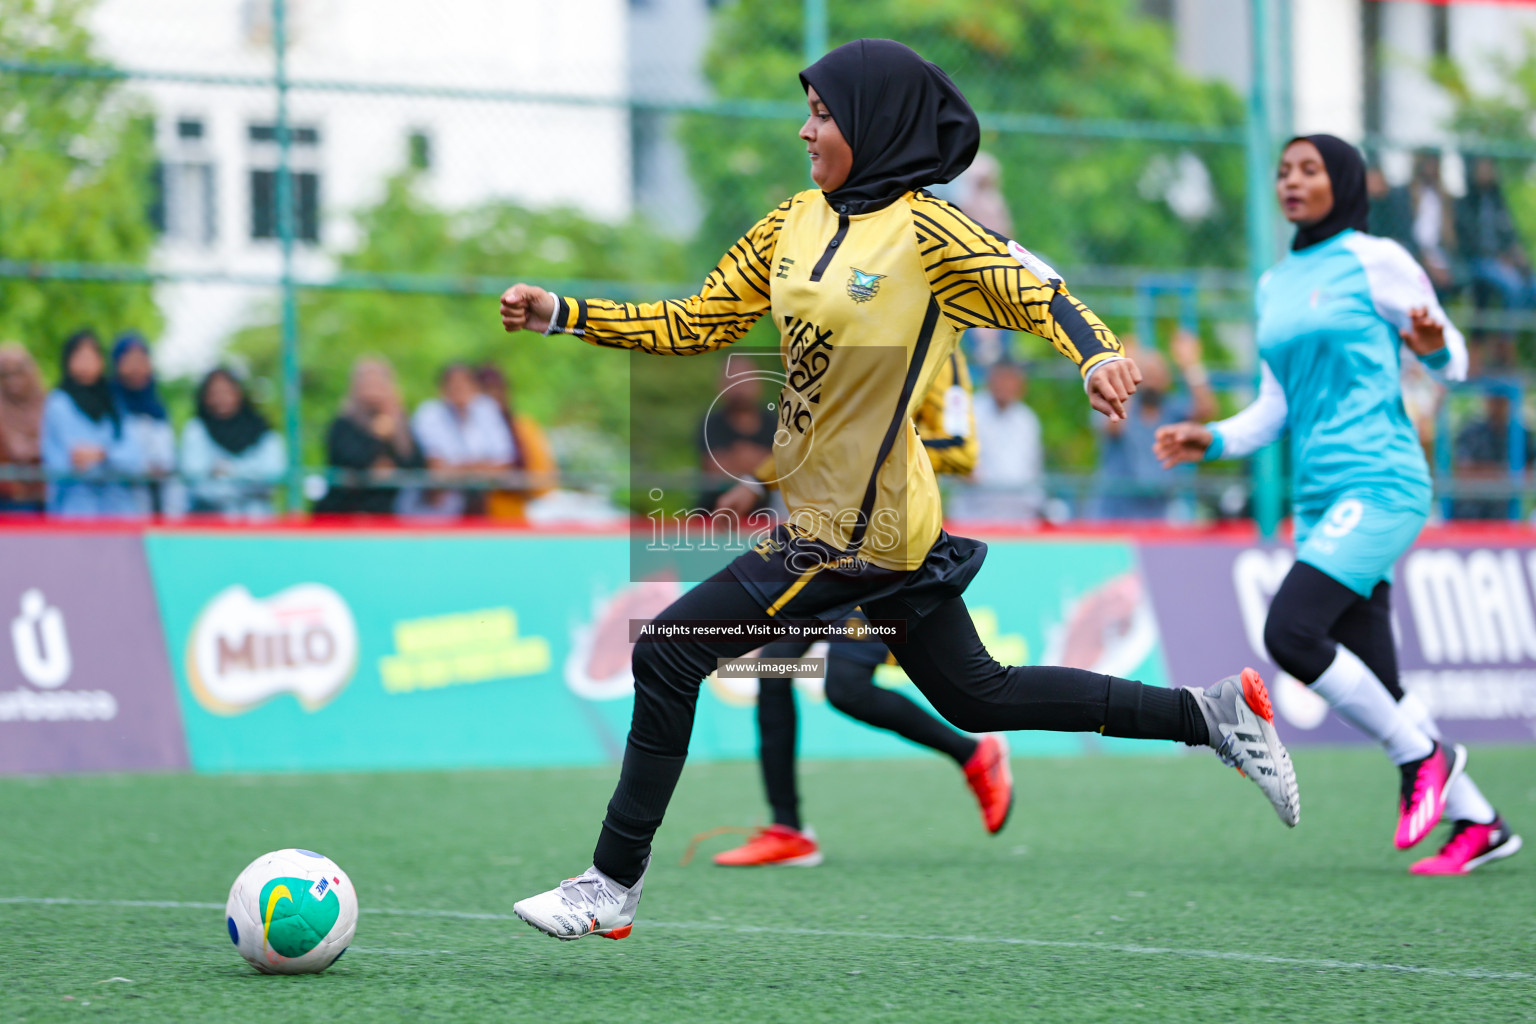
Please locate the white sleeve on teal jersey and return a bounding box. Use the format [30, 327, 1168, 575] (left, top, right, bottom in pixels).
[1345, 233, 1468, 383]
[1204, 361, 1287, 461]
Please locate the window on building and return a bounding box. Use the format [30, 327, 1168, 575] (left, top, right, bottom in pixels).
[249, 169, 320, 242]
[408, 130, 431, 172]
[153, 116, 216, 246]
[248, 121, 322, 244]
[161, 162, 218, 244]
[248, 124, 320, 146]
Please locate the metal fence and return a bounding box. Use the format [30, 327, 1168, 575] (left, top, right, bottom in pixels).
[0, 0, 1532, 527]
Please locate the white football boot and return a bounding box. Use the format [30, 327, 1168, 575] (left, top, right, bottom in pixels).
[513, 859, 647, 941]
[1188, 668, 1301, 828]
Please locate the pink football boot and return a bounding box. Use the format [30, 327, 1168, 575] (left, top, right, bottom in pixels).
[1410, 818, 1522, 876]
[1395, 742, 1466, 850]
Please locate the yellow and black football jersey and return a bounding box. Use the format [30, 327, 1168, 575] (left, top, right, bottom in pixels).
[751, 345, 977, 486]
[548, 188, 1121, 571]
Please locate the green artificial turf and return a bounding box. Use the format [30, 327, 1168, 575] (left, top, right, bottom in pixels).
[2, 747, 1533, 1023]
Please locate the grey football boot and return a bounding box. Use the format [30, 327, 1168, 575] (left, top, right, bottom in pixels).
[1187, 668, 1300, 828]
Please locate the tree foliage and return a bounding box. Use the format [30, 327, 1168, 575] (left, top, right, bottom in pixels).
[1432, 38, 1536, 255]
[681, 0, 1245, 273]
[230, 174, 700, 463]
[0, 0, 161, 374]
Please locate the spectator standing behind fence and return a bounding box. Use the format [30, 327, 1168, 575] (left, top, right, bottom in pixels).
[1092, 331, 1216, 520]
[0, 342, 46, 513]
[42, 331, 146, 517]
[475, 363, 557, 522]
[950, 360, 1042, 521]
[1409, 152, 1457, 295]
[110, 332, 182, 516]
[179, 368, 286, 519]
[1458, 158, 1536, 347]
[411, 363, 515, 518]
[1368, 153, 1456, 297]
[314, 356, 425, 516]
[1452, 392, 1534, 521]
[1367, 163, 1413, 251]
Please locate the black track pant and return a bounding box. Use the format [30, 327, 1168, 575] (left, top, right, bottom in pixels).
[1263, 561, 1402, 696]
[756, 641, 978, 832]
[593, 571, 1207, 886]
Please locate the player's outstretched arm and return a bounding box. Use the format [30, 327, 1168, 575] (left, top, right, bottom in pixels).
[1154, 360, 1288, 468]
[911, 193, 1136, 419]
[499, 201, 789, 357]
[1153, 422, 1214, 468]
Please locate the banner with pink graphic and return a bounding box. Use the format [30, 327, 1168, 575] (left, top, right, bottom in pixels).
[1139, 530, 1536, 745]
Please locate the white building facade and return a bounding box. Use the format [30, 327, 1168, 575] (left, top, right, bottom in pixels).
[91, 0, 633, 373]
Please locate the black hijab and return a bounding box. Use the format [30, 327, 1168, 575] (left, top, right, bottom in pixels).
[1289, 134, 1369, 251]
[197, 367, 271, 456]
[800, 39, 980, 215]
[58, 330, 119, 431]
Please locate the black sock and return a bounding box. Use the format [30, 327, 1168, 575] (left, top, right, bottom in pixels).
[1101, 678, 1208, 746]
[1177, 688, 1210, 747]
[592, 743, 686, 887]
[756, 678, 801, 831]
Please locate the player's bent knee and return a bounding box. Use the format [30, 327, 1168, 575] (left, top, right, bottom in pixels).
[822, 673, 864, 714]
[630, 638, 708, 694]
[1263, 611, 1329, 681]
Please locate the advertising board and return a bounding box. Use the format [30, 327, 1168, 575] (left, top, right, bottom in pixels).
[0, 534, 186, 774]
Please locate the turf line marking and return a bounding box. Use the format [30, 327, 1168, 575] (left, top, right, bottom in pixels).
[640, 922, 1534, 981]
[3, 897, 1528, 982]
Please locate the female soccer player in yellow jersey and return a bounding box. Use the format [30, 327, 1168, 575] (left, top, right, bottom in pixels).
[500, 39, 1299, 941]
[709, 349, 1013, 869]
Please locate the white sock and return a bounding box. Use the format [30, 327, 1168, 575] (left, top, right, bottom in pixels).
[1443, 775, 1498, 825]
[1398, 693, 1497, 825]
[1396, 692, 1442, 742]
[1310, 647, 1434, 765]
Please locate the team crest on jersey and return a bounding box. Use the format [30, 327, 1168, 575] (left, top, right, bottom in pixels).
[846, 268, 885, 303]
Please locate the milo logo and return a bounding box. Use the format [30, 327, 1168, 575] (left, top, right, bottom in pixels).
[187, 583, 358, 715]
[258, 876, 342, 958]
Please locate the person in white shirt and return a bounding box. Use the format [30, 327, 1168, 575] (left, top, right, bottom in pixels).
[410, 363, 514, 517]
[952, 359, 1043, 521]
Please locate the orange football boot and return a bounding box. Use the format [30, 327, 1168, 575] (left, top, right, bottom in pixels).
[712, 824, 823, 867]
[962, 734, 1014, 834]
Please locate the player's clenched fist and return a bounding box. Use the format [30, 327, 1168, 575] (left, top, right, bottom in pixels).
[1086, 357, 1143, 421]
[1153, 421, 1214, 468]
[500, 283, 557, 334]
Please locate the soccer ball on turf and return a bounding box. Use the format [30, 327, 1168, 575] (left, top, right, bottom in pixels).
[225, 848, 357, 975]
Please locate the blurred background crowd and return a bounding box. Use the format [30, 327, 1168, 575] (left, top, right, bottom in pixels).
[1, 0, 1532, 527]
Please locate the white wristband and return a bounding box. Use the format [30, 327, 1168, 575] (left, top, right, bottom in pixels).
[542, 295, 563, 336]
[1081, 356, 1125, 394]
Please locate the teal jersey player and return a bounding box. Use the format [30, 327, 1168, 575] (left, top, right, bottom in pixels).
[1220, 227, 1466, 511]
[1203, 227, 1466, 596]
[1157, 134, 1518, 876]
